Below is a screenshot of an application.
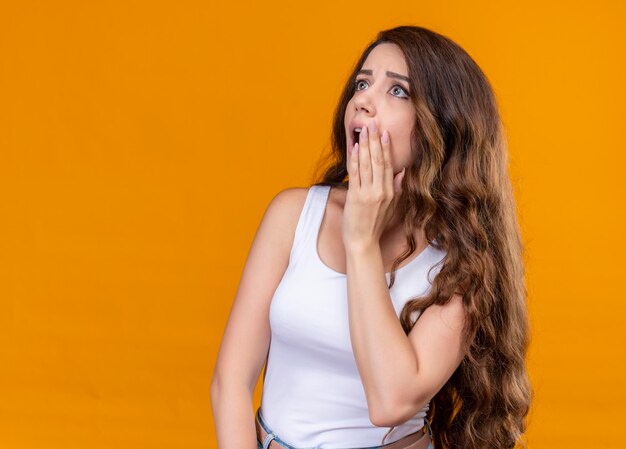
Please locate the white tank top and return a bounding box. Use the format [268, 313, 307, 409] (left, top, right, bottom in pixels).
[260, 185, 447, 448]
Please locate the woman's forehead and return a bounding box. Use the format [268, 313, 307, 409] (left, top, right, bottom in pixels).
[361, 43, 408, 76]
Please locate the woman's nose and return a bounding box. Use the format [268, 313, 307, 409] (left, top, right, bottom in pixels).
[354, 95, 375, 114]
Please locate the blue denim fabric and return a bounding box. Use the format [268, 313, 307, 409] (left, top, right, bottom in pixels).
[255, 407, 434, 449]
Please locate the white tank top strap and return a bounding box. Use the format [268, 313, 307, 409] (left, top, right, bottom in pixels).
[289, 184, 331, 268]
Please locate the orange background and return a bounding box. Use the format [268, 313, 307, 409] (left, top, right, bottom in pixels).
[1, 1, 624, 448]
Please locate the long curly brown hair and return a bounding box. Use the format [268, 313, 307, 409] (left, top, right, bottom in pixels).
[310, 26, 533, 449]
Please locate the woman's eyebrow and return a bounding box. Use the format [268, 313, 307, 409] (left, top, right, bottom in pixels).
[357, 69, 410, 83]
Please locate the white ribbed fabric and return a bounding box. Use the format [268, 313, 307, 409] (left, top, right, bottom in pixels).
[259, 185, 447, 448]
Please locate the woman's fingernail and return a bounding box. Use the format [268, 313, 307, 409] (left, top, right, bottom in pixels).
[362, 125, 368, 138]
[382, 130, 389, 144]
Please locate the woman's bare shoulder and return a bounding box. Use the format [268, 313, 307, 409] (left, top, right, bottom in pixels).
[269, 184, 345, 222]
[268, 187, 310, 220]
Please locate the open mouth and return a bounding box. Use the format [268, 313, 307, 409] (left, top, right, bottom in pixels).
[352, 129, 361, 146]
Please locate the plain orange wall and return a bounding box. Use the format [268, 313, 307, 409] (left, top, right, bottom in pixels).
[1, 1, 624, 448]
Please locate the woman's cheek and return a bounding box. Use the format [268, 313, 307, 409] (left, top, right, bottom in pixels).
[393, 144, 413, 172]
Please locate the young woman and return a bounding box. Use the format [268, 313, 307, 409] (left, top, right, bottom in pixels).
[211, 25, 532, 449]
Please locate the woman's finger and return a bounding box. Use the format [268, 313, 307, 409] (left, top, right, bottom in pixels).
[359, 124, 372, 188]
[381, 129, 394, 197]
[348, 142, 360, 190]
[368, 122, 385, 192]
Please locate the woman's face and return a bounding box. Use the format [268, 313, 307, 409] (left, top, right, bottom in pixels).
[344, 42, 416, 176]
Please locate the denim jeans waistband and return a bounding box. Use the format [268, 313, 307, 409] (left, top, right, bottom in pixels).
[255, 407, 433, 449]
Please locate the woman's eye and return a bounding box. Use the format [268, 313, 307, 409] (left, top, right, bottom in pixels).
[391, 85, 410, 98]
[355, 79, 368, 91]
[354, 79, 410, 99]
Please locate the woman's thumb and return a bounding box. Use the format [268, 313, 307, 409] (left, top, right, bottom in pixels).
[394, 167, 406, 193]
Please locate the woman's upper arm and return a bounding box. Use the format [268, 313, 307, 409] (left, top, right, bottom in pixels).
[401, 293, 467, 417]
[210, 187, 308, 393]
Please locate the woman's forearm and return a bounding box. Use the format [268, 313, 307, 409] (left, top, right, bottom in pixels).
[210, 384, 258, 449]
[345, 242, 420, 426]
